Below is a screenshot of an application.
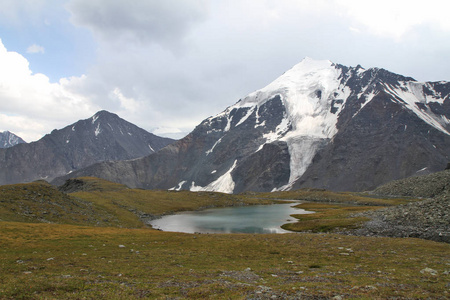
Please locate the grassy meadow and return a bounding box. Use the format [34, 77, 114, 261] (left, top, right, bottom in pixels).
[0, 178, 448, 299]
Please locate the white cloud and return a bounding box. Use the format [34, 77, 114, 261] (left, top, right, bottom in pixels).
[111, 87, 143, 114]
[26, 44, 45, 54]
[67, 0, 208, 49]
[0, 39, 99, 142]
[337, 0, 450, 39]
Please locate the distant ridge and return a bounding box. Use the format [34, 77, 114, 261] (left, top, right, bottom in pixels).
[0, 111, 174, 185]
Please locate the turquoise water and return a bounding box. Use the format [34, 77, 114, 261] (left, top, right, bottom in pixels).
[150, 202, 313, 234]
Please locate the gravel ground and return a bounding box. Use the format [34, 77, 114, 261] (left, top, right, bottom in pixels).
[350, 196, 449, 243]
[347, 170, 450, 243]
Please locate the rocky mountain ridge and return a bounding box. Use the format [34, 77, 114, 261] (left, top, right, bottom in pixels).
[53, 58, 450, 193]
[0, 111, 174, 185]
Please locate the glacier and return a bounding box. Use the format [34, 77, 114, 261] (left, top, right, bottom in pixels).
[215, 58, 354, 189]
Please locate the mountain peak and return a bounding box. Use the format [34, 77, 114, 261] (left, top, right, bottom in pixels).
[91, 110, 118, 123]
[0, 130, 26, 148]
[0, 111, 174, 185]
[235, 57, 343, 139]
[296, 56, 334, 68]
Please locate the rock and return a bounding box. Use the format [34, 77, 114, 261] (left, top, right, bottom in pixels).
[347, 170, 450, 243]
[420, 267, 438, 276]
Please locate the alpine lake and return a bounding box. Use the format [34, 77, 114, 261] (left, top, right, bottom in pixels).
[150, 201, 314, 234]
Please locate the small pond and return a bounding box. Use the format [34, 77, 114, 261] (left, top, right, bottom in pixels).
[149, 202, 313, 234]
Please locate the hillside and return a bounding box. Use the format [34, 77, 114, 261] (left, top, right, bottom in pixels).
[373, 168, 450, 199]
[0, 177, 274, 228]
[0, 181, 113, 226]
[352, 170, 450, 242]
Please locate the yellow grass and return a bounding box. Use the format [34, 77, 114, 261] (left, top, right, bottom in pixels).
[0, 221, 448, 299]
[1, 177, 447, 298]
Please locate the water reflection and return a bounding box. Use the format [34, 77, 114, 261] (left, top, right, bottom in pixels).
[150, 202, 313, 234]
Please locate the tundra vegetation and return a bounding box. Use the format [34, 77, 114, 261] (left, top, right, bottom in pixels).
[0, 177, 448, 299]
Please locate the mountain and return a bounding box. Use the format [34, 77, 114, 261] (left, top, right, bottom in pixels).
[0, 111, 174, 185]
[52, 58, 450, 192]
[0, 131, 26, 148]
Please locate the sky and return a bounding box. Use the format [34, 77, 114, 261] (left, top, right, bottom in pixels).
[1, 0, 450, 142]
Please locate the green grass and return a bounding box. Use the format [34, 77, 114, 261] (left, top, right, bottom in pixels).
[281, 202, 379, 232]
[255, 188, 418, 206]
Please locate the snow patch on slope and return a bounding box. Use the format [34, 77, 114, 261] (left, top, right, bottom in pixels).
[257, 114, 290, 151]
[206, 136, 223, 155]
[353, 91, 379, 118]
[235, 106, 255, 127]
[169, 180, 186, 191]
[385, 82, 450, 135]
[190, 160, 237, 194]
[94, 123, 101, 136]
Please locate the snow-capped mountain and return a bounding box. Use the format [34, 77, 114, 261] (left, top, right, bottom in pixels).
[0, 131, 26, 148]
[0, 111, 174, 185]
[52, 58, 450, 192]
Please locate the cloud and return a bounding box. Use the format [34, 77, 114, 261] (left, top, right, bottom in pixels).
[111, 87, 143, 114]
[0, 39, 99, 141]
[1, 0, 449, 143]
[67, 0, 209, 49]
[26, 44, 45, 54]
[336, 0, 450, 39]
[0, 0, 47, 25]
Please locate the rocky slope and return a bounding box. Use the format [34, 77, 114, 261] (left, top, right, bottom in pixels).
[0, 111, 174, 185]
[52, 58, 450, 193]
[353, 170, 449, 242]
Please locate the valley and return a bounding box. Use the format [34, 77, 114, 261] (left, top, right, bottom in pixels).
[1, 221, 448, 299]
[1, 58, 448, 299]
[0, 173, 448, 299]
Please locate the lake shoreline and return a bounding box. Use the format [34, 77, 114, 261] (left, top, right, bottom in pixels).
[149, 201, 312, 234]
